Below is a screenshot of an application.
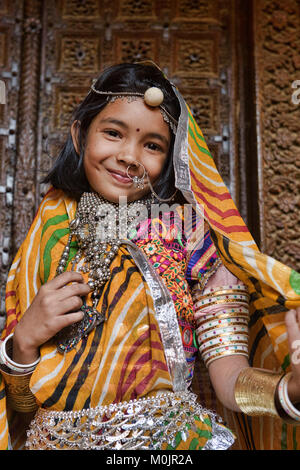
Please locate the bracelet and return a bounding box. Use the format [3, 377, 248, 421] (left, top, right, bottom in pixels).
[0, 334, 40, 374]
[195, 309, 249, 367]
[1, 368, 38, 413]
[234, 367, 283, 418]
[205, 345, 249, 367]
[196, 312, 249, 329]
[277, 372, 300, 425]
[194, 296, 249, 312]
[193, 284, 249, 299]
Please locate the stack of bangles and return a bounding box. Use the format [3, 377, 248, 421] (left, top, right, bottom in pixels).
[193, 284, 250, 367]
[192, 283, 300, 425]
[0, 333, 40, 412]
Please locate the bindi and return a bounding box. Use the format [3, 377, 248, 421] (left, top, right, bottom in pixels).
[136, 128, 140, 132]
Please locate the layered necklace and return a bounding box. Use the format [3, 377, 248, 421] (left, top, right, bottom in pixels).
[55, 191, 152, 353]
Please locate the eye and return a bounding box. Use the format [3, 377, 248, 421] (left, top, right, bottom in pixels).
[146, 142, 163, 152]
[104, 129, 121, 138]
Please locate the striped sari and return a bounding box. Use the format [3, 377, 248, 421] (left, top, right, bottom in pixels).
[1, 86, 299, 450]
[172, 89, 300, 450]
[0, 188, 232, 450]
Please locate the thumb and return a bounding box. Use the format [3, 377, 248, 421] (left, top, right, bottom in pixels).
[285, 309, 300, 367]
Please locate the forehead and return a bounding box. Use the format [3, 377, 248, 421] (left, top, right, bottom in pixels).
[94, 97, 170, 135]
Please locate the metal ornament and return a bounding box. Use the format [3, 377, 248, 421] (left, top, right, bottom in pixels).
[55, 192, 151, 353]
[126, 163, 146, 189]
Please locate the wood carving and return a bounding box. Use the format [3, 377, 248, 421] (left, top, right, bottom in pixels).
[253, 0, 300, 270]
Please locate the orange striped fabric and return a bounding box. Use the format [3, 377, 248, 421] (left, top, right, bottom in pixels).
[184, 104, 300, 449]
[0, 188, 222, 450]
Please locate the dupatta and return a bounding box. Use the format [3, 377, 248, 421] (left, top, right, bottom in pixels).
[172, 87, 300, 369]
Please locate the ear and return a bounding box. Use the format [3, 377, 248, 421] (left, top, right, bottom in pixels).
[71, 120, 81, 155]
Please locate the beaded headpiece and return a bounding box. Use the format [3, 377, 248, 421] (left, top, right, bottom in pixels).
[90, 80, 178, 134]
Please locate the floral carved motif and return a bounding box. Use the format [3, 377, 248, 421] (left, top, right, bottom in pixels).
[254, 0, 300, 270]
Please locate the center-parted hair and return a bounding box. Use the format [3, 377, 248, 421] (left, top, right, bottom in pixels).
[42, 63, 182, 201]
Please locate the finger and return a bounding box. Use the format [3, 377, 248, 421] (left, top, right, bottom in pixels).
[285, 309, 300, 363]
[57, 282, 91, 300]
[48, 271, 84, 289]
[285, 309, 300, 340]
[56, 310, 85, 330]
[58, 295, 84, 314]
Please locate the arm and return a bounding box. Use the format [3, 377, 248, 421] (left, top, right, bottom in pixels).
[12, 271, 90, 365]
[208, 355, 249, 412]
[208, 347, 300, 413]
[193, 264, 300, 418]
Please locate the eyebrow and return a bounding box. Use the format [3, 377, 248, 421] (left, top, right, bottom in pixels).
[100, 118, 170, 147]
[100, 118, 128, 128]
[146, 132, 170, 147]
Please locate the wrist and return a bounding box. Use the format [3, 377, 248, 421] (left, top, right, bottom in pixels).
[287, 375, 300, 404]
[0, 333, 40, 375]
[276, 372, 300, 425]
[13, 328, 40, 365]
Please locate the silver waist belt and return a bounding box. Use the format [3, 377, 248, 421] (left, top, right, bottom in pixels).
[25, 391, 234, 450]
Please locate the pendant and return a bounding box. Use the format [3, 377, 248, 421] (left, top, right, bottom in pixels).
[56, 304, 105, 353]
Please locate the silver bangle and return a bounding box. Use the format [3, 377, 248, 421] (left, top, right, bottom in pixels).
[278, 372, 300, 423]
[0, 333, 40, 374]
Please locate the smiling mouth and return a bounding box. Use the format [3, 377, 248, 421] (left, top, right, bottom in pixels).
[106, 168, 132, 184]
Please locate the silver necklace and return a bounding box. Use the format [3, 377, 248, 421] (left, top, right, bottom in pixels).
[55, 192, 151, 353]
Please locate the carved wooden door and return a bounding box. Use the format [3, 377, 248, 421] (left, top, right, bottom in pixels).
[0, 0, 299, 329]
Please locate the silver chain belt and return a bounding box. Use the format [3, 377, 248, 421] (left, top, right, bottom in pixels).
[25, 391, 222, 450]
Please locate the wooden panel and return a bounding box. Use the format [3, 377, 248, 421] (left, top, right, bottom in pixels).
[0, 0, 240, 326]
[253, 0, 300, 270]
[0, 0, 24, 328]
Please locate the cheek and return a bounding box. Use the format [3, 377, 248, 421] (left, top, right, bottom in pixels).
[84, 139, 111, 163]
[145, 156, 168, 181]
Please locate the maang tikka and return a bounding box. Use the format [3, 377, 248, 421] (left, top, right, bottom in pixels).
[90, 81, 178, 135]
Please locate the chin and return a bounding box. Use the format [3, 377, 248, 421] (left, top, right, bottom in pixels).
[93, 186, 150, 204]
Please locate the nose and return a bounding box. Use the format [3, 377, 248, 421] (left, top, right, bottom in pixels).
[116, 141, 140, 168]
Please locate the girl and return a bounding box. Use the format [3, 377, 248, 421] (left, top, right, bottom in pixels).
[0, 62, 300, 451]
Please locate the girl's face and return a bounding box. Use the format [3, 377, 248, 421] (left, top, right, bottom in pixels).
[72, 98, 171, 203]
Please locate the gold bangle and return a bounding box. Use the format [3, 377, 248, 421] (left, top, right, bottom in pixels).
[193, 288, 249, 302]
[196, 315, 249, 329]
[234, 367, 283, 418]
[205, 348, 249, 367]
[194, 298, 249, 312]
[1, 368, 38, 413]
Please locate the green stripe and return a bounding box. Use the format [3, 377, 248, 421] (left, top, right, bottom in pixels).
[166, 431, 182, 450]
[188, 125, 213, 158]
[196, 428, 212, 439]
[41, 214, 69, 238]
[293, 426, 298, 450]
[290, 269, 300, 295]
[66, 241, 78, 269]
[281, 354, 290, 372]
[188, 109, 206, 142]
[189, 438, 200, 450]
[43, 228, 69, 283]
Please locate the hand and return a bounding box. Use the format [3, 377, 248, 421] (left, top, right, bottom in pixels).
[285, 307, 300, 403]
[13, 271, 91, 363]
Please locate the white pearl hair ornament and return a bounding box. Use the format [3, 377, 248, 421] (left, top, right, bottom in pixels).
[144, 87, 164, 107]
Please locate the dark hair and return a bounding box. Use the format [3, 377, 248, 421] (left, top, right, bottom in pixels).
[42, 63, 182, 201]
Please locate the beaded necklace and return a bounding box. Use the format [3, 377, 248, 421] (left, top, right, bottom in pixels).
[55, 191, 152, 353]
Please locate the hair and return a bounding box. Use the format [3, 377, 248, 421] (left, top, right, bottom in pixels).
[42, 63, 183, 202]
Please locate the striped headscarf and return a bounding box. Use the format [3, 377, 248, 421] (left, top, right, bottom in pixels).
[172, 87, 300, 367]
[172, 88, 300, 449]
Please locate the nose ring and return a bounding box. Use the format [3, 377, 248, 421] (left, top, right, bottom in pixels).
[126, 163, 146, 189]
